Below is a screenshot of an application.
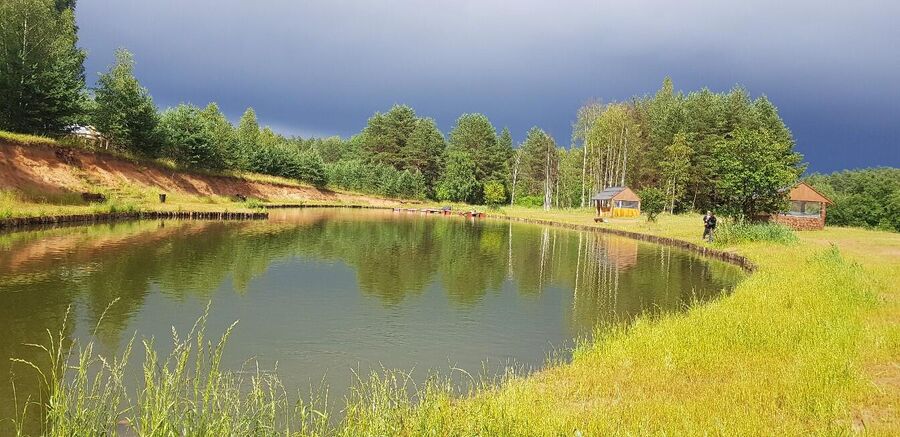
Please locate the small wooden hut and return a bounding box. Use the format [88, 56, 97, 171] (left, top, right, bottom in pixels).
[591, 187, 641, 218]
[771, 182, 832, 230]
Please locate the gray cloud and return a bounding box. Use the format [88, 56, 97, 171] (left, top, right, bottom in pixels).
[77, 0, 900, 171]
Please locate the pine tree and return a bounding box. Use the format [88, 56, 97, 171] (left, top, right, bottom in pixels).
[496, 127, 515, 185]
[198, 103, 237, 168]
[0, 0, 86, 135]
[92, 49, 159, 155]
[447, 113, 499, 185]
[235, 107, 260, 169]
[518, 127, 559, 208]
[404, 117, 446, 196]
[360, 104, 417, 169]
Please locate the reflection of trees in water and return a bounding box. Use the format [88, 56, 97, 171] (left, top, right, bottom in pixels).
[0, 212, 742, 433]
[0, 214, 742, 345]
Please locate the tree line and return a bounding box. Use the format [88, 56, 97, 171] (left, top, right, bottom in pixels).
[2, 0, 810, 218]
[806, 168, 900, 232]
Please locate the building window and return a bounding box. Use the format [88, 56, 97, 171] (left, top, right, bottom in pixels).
[788, 201, 821, 216]
[616, 200, 639, 209]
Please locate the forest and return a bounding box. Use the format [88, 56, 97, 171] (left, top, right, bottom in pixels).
[1, 0, 895, 224]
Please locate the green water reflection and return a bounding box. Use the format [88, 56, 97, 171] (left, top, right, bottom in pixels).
[0, 208, 743, 431]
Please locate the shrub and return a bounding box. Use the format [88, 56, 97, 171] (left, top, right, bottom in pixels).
[638, 187, 666, 221]
[290, 149, 329, 188]
[395, 170, 427, 200]
[514, 195, 544, 208]
[483, 180, 507, 206]
[327, 160, 424, 199]
[248, 143, 328, 187]
[159, 104, 224, 170]
[714, 220, 798, 245]
[244, 198, 265, 209]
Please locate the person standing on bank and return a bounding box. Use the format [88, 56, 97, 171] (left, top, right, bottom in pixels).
[703, 211, 717, 242]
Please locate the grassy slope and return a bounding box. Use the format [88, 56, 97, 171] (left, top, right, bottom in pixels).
[336, 208, 898, 435]
[0, 131, 394, 220]
[464, 209, 899, 435]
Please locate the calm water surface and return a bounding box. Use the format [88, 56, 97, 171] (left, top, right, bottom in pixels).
[0, 208, 743, 427]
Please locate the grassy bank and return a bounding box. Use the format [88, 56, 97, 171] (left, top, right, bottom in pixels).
[9, 208, 899, 435]
[0, 134, 401, 222]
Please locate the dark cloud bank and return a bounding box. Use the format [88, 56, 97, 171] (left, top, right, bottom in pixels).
[76, 0, 899, 172]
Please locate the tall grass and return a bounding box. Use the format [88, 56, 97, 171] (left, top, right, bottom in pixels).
[12, 304, 330, 436]
[714, 219, 798, 245]
[0, 131, 58, 146]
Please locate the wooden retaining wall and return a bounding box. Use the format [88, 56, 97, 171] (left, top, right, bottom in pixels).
[0, 211, 268, 230]
[487, 214, 756, 273]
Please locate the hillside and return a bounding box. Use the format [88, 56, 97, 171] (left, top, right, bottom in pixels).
[0, 140, 398, 217]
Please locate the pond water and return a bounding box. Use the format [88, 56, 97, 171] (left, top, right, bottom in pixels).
[0, 208, 743, 428]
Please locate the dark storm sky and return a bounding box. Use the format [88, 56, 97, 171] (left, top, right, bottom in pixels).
[75, 0, 898, 173]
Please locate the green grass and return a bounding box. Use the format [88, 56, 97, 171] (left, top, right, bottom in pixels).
[713, 219, 799, 246]
[0, 131, 58, 146]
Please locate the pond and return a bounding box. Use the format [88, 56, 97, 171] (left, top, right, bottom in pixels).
[0, 208, 744, 429]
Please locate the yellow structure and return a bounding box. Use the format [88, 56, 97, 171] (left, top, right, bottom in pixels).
[591, 187, 641, 218]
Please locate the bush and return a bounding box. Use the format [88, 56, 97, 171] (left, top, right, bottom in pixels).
[395, 170, 427, 200]
[326, 160, 424, 199]
[638, 187, 666, 221]
[289, 149, 329, 188]
[714, 220, 798, 245]
[247, 143, 328, 187]
[514, 195, 544, 208]
[483, 180, 507, 206]
[159, 104, 224, 170]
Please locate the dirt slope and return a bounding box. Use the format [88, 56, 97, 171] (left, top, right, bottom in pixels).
[0, 141, 398, 206]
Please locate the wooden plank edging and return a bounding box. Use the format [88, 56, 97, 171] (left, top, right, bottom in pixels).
[0, 210, 269, 230]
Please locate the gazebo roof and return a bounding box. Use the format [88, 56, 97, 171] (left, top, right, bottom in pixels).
[591, 186, 640, 202]
[782, 182, 832, 204]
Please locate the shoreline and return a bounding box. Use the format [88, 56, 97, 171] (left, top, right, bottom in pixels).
[1, 204, 894, 433]
[2, 205, 754, 272]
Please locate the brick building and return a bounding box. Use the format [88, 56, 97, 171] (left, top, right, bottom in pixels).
[771, 182, 832, 230]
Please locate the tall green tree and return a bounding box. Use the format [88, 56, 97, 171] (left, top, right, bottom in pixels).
[404, 117, 446, 195]
[436, 149, 479, 203]
[159, 104, 221, 169]
[640, 77, 684, 182]
[662, 132, 693, 213]
[571, 101, 604, 206]
[518, 127, 559, 209]
[496, 127, 515, 185]
[714, 128, 804, 218]
[235, 107, 260, 169]
[198, 103, 238, 168]
[92, 49, 159, 155]
[360, 104, 418, 168]
[0, 0, 86, 135]
[447, 113, 499, 184]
